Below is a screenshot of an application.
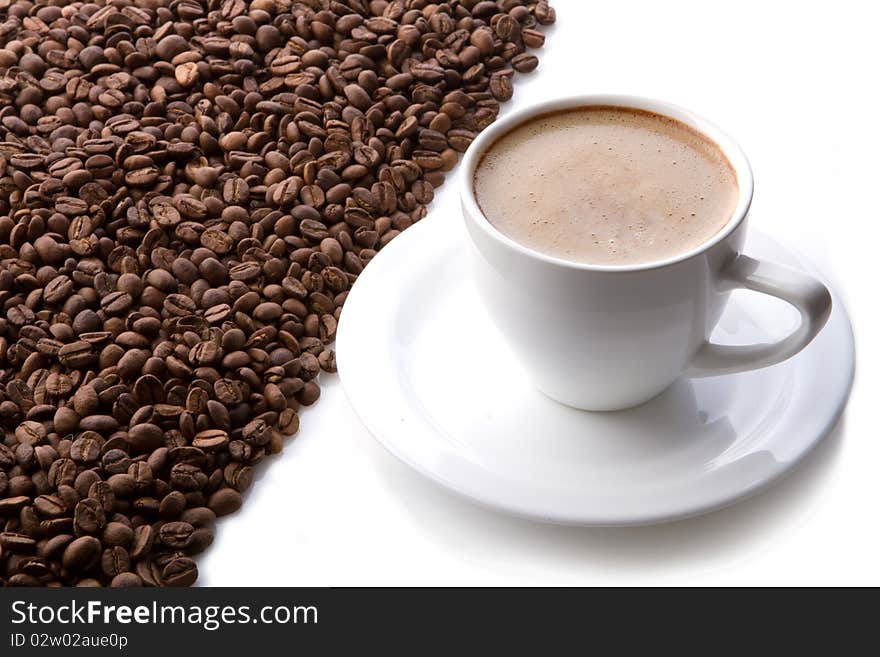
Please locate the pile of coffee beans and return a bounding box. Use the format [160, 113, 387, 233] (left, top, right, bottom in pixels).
[0, 0, 554, 586]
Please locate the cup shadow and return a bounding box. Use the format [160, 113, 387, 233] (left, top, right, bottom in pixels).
[367, 413, 845, 581]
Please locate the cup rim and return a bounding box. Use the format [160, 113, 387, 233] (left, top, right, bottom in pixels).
[460, 94, 754, 273]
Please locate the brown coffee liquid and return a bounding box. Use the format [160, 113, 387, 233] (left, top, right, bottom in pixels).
[473, 106, 739, 266]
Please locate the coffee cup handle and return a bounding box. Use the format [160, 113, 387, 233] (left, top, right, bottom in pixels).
[687, 255, 832, 377]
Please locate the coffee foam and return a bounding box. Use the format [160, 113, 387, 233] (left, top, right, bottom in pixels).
[473, 106, 739, 266]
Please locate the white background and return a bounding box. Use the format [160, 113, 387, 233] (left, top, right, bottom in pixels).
[201, 0, 877, 585]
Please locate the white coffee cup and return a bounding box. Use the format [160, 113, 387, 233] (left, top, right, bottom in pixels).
[461, 95, 832, 411]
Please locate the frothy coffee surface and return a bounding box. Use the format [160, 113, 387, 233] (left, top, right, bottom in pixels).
[473, 106, 739, 265]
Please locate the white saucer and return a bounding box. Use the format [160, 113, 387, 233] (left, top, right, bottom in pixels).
[337, 214, 854, 526]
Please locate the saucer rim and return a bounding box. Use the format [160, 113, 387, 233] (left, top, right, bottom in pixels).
[337, 217, 855, 526]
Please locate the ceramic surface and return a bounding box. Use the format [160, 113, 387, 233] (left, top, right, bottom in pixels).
[337, 216, 854, 525]
[460, 95, 832, 410]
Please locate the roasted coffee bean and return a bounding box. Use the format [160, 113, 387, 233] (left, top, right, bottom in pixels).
[107, 473, 136, 498]
[88, 481, 115, 514]
[490, 73, 515, 101]
[224, 463, 254, 493]
[299, 382, 321, 406]
[523, 28, 547, 49]
[15, 420, 46, 445]
[180, 507, 216, 529]
[110, 572, 143, 588]
[0, 0, 550, 587]
[192, 429, 229, 452]
[58, 342, 94, 368]
[127, 424, 165, 452]
[62, 536, 101, 572]
[70, 433, 102, 464]
[79, 415, 119, 434]
[318, 349, 338, 373]
[34, 494, 67, 518]
[159, 521, 194, 549]
[242, 419, 272, 446]
[73, 385, 99, 416]
[74, 498, 106, 535]
[101, 546, 131, 578]
[187, 527, 215, 555]
[161, 556, 198, 587]
[278, 409, 300, 436]
[214, 379, 244, 405]
[129, 462, 153, 492]
[512, 53, 540, 73]
[159, 491, 186, 519]
[208, 488, 242, 517]
[129, 525, 154, 562]
[103, 522, 134, 548]
[0, 532, 37, 553]
[170, 463, 207, 492]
